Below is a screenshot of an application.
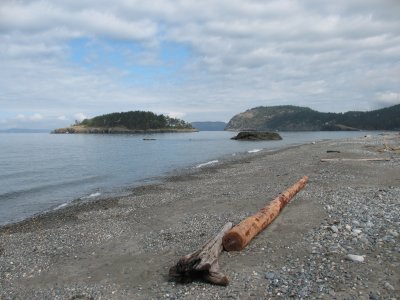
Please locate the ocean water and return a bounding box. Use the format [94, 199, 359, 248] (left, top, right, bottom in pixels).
[0, 131, 375, 225]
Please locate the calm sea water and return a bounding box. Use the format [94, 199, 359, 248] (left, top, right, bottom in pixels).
[0, 131, 375, 225]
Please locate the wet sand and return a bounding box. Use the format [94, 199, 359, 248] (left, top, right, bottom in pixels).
[1, 134, 399, 299]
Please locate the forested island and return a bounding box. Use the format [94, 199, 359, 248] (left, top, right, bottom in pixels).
[53, 111, 196, 134]
[226, 104, 400, 131]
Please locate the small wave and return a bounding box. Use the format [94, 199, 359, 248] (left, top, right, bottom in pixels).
[0, 176, 102, 200]
[195, 160, 219, 168]
[81, 192, 101, 199]
[248, 149, 262, 153]
[54, 203, 68, 210]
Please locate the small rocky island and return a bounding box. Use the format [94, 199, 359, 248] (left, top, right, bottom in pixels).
[231, 131, 282, 140]
[53, 111, 197, 134]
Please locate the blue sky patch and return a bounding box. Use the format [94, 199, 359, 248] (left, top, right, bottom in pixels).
[68, 38, 191, 86]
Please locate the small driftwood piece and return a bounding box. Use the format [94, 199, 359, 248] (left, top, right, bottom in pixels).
[169, 222, 233, 286]
[223, 176, 309, 251]
[320, 158, 390, 162]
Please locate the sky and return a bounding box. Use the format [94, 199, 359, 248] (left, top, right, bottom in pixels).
[0, 0, 399, 129]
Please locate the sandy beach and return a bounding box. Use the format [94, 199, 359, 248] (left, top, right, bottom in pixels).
[0, 134, 399, 299]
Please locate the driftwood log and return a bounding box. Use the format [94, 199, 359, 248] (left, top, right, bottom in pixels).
[223, 176, 309, 251]
[169, 222, 233, 286]
[320, 158, 390, 162]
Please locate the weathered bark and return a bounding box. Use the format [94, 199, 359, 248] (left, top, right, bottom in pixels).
[223, 176, 309, 251]
[169, 222, 233, 286]
[320, 158, 390, 162]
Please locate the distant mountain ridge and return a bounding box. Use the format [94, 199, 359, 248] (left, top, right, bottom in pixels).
[191, 121, 227, 131]
[0, 128, 50, 133]
[225, 104, 400, 131]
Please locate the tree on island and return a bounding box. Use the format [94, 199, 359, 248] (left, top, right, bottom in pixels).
[79, 111, 193, 130]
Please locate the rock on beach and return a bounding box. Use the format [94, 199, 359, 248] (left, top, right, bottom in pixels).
[345, 254, 365, 263]
[231, 131, 282, 140]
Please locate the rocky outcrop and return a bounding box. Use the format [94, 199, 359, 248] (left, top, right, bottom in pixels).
[231, 131, 282, 141]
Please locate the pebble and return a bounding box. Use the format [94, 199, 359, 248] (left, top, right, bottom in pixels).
[366, 221, 374, 228]
[384, 282, 395, 291]
[330, 225, 339, 233]
[369, 291, 380, 300]
[345, 254, 365, 263]
[264, 272, 276, 280]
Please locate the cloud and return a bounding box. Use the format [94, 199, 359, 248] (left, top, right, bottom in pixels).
[31, 113, 44, 121]
[0, 1, 157, 40]
[15, 114, 26, 121]
[13, 113, 43, 122]
[0, 0, 399, 128]
[375, 92, 400, 107]
[74, 113, 88, 122]
[58, 115, 68, 121]
[166, 112, 186, 119]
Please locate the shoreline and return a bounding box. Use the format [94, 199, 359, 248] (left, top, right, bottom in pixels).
[51, 126, 198, 134]
[0, 130, 387, 227]
[0, 142, 291, 231]
[0, 138, 325, 231]
[1, 134, 399, 299]
[0, 136, 316, 229]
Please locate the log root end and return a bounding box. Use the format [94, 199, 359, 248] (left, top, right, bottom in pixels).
[222, 231, 244, 252]
[169, 263, 229, 286]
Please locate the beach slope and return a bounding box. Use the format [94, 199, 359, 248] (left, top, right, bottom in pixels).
[1, 135, 399, 299]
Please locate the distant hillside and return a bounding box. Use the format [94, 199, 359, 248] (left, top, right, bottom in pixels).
[225, 104, 400, 131]
[191, 121, 227, 131]
[53, 111, 195, 133]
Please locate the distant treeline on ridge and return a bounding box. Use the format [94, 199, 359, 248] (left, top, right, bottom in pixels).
[226, 104, 400, 131]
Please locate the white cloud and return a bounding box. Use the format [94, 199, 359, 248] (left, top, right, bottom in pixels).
[375, 92, 400, 107]
[15, 114, 26, 121]
[0, 0, 399, 128]
[166, 112, 186, 119]
[13, 113, 43, 122]
[74, 113, 88, 122]
[31, 113, 43, 121]
[0, 1, 157, 40]
[58, 115, 68, 121]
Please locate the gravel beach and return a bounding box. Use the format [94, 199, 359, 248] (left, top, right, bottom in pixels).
[1, 134, 399, 299]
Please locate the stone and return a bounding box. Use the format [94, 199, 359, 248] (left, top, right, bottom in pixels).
[330, 225, 339, 233]
[231, 131, 282, 141]
[345, 254, 365, 262]
[384, 282, 395, 291]
[265, 272, 276, 280]
[369, 291, 380, 300]
[366, 221, 374, 228]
